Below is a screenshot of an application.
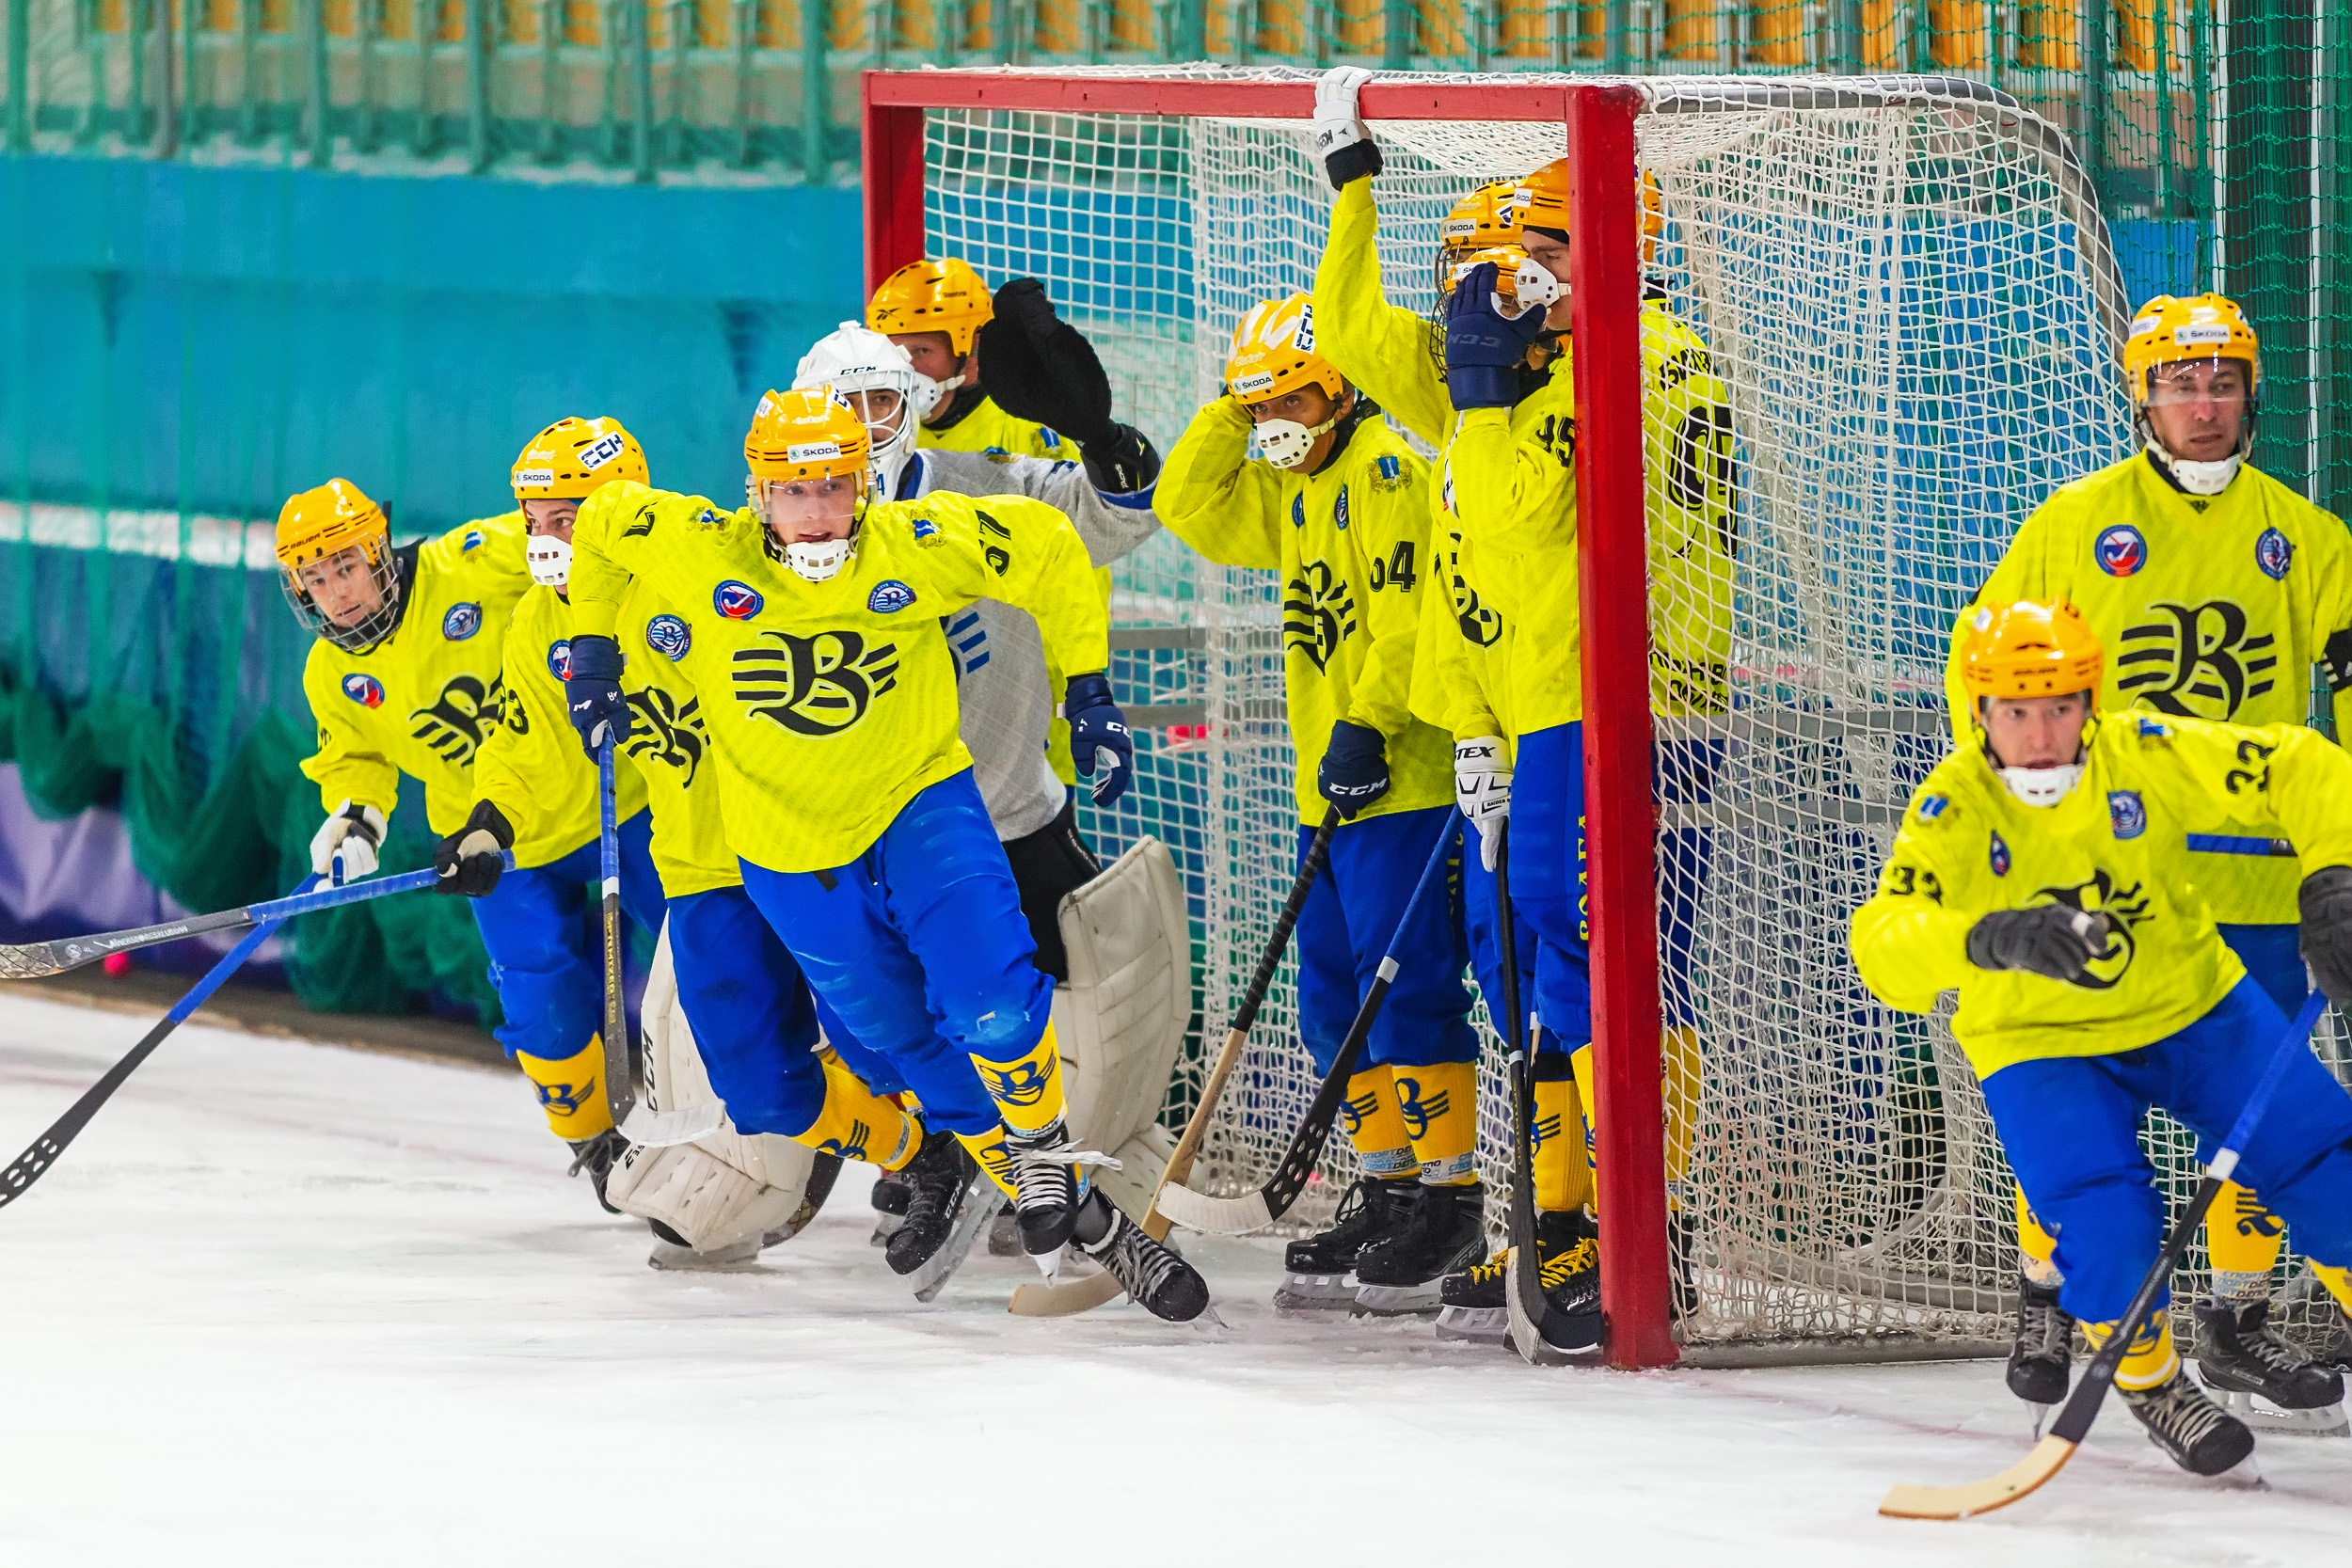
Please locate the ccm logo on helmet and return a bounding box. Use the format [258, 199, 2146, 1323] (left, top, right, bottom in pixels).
[579, 432, 628, 469]
[2094, 524, 2147, 578]
[714, 580, 765, 620]
[342, 673, 386, 708]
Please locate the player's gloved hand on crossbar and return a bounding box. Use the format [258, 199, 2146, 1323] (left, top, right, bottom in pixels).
[564, 633, 634, 757]
[2299, 864, 2352, 1006]
[1063, 672, 1133, 808]
[434, 800, 515, 898]
[1965, 903, 2112, 982]
[1445, 261, 1551, 412]
[1312, 65, 1381, 189]
[1320, 720, 1391, 821]
[310, 799, 386, 882]
[977, 278, 1162, 497]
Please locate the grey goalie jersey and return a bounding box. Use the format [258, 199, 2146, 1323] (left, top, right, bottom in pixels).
[902, 447, 1160, 840]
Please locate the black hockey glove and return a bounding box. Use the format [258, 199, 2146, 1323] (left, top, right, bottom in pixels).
[1079, 423, 1162, 497]
[1965, 903, 2112, 982]
[2298, 864, 2352, 1006]
[434, 800, 515, 898]
[1063, 673, 1134, 808]
[564, 633, 634, 757]
[976, 278, 1120, 450]
[1318, 720, 1391, 821]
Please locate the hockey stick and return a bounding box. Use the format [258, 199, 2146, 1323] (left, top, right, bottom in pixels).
[0, 862, 485, 1208]
[1880, 987, 2329, 1521]
[1007, 807, 1342, 1316]
[0, 863, 457, 982]
[595, 737, 643, 1134]
[1154, 816, 1458, 1236]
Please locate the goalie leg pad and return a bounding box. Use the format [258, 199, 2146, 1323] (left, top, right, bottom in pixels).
[605, 1137, 814, 1256]
[1050, 835, 1190, 1157]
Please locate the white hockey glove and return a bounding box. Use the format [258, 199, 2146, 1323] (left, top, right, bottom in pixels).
[1454, 736, 1511, 872]
[1312, 65, 1381, 190]
[310, 799, 387, 882]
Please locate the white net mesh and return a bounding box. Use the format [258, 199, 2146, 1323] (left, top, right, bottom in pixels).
[918, 68, 2342, 1356]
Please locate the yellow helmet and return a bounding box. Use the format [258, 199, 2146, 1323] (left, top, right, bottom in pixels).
[275, 478, 402, 652]
[866, 257, 993, 356]
[744, 385, 872, 491]
[511, 416, 649, 501]
[2122, 293, 2263, 405]
[1225, 294, 1345, 405]
[1959, 599, 2105, 702]
[1514, 160, 1665, 265]
[1444, 243, 1564, 318]
[1433, 179, 1521, 294]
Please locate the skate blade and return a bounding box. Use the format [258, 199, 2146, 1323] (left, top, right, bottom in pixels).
[868, 1212, 905, 1247]
[911, 1174, 1005, 1303]
[2026, 1401, 2055, 1441]
[986, 1212, 1025, 1257]
[1350, 1281, 1447, 1317]
[647, 1237, 762, 1272]
[1273, 1272, 1359, 1312]
[2215, 1389, 2351, 1438]
[1434, 1304, 1509, 1344]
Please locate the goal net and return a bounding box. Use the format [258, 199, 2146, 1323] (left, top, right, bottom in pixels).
[876, 66, 2321, 1360]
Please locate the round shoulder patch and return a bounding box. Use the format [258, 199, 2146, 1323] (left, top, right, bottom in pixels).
[2256, 526, 2293, 580]
[2094, 523, 2147, 578]
[713, 580, 764, 621]
[645, 613, 692, 660]
[442, 601, 484, 641]
[867, 579, 917, 614]
[341, 672, 385, 709]
[547, 639, 572, 681]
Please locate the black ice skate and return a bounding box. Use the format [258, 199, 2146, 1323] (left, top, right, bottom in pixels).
[1073, 1190, 1209, 1322]
[1007, 1118, 1082, 1256]
[2120, 1372, 2257, 1476]
[884, 1131, 978, 1276]
[1436, 1209, 1594, 1344]
[868, 1164, 912, 1247]
[2195, 1299, 2350, 1437]
[2008, 1273, 2074, 1411]
[1528, 1230, 1604, 1354]
[566, 1128, 628, 1215]
[1274, 1174, 1420, 1311]
[1352, 1180, 1488, 1316]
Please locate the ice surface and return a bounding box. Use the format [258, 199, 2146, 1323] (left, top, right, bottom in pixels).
[0, 990, 2344, 1564]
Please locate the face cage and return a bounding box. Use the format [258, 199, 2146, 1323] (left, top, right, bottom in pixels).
[282, 548, 404, 655]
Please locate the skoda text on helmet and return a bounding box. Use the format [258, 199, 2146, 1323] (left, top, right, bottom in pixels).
[744, 385, 873, 583]
[866, 257, 993, 402]
[1962, 598, 2106, 807]
[511, 415, 649, 589]
[276, 478, 405, 654]
[1226, 293, 1348, 470]
[2122, 293, 2263, 497]
[792, 321, 936, 501]
[1433, 179, 1522, 298]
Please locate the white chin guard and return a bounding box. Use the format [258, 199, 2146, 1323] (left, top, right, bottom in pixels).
[1257, 412, 1341, 469]
[1997, 762, 2084, 807]
[2148, 436, 2244, 497]
[787, 537, 853, 582]
[526, 531, 572, 589]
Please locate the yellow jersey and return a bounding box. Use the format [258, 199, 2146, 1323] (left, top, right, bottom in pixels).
[611, 578, 739, 897]
[566, 482, 1108, 873]
[469, 583, 650, 869]
[1946, 453, 2352, 924]
[1158, 397, 1455, 824]
[920, 393, 1067, 461]
[1851, 712, 2352, 1078]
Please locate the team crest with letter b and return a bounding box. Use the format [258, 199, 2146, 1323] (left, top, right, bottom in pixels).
[867, 579, 916, 614]
[2108, 790, 2146, 839]
[442, 601, 483, 640]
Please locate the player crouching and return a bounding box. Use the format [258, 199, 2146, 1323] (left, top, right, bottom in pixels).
[1851, 599, 2352, 1476]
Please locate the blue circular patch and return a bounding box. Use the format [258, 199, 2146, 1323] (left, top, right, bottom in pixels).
[867, 579, 917, 615]
[547, 639, 572, 681]
[442, 601, 484, 641]
[2256, 526, 2293, 580]
[341, 672, 385, 709]
[2094, 524, 2148, 578]
[2108, 789, 2147, 840]
[645, 614, 691, 660]
[713, 579, 764, 621]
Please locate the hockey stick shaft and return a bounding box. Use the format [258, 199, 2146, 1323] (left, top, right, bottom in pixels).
[597, 737, 636, 1131]
[1494, 821, 1560, 1359]
[0, 864, 452, 982]
[1881, 987, 2328, 1520]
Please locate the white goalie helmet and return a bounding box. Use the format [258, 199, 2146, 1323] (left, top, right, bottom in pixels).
[792, 322, 938, 501]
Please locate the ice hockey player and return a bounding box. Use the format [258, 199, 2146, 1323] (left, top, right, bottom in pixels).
[559, 387, 1208, 1320]
[1948, 294, 2352, 1423]
[1158, 292, 1483, 1315]
[866, 257, 1066, 461]
[423, 418, 668, 1211]
[1854, 597, 2352, 1476]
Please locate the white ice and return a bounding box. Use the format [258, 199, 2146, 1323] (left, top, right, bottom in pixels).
[1, 990, 2344, 1565]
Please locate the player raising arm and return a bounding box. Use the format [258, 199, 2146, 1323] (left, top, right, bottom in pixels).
[1853, 599, 2352, 1477]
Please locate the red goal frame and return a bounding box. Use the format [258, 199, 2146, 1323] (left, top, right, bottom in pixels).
[860, 71, 1674, 1370]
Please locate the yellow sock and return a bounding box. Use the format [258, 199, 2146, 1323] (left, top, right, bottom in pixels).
[968, 1022, 1068, 1137]
[2013, 1181, 2060, 1283]
[1393, 1061, 1479, 1185]
[1662, 1023, 1701, 1202]
[1569, 1043, 1601, 1208]
[516, 1035, 614, 1141]
[789, 1050, 921, 1171]
[1342, 1066, 1418, 1179]
[1532, 1069, 1592, 1212]
[2084, 1315, 2181, 1391]
[2312, 1262, 2352, 1316]
[2205, 1180, 2287, 1296]
[956, 1126, 1017, 1201]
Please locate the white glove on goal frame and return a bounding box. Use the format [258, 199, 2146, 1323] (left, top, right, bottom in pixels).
[1312, 65, 1381, 190]
[310, 799, 387, 882]
[1454, 736, 1511, 872]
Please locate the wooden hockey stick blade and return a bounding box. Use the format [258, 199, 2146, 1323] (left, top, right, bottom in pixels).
[1008, 1258, 1126, 1316]
[1151, 1180, 1274, 1236]
[617, 1099, 728, 1148]
[1878, 1435, 2076, 1520]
